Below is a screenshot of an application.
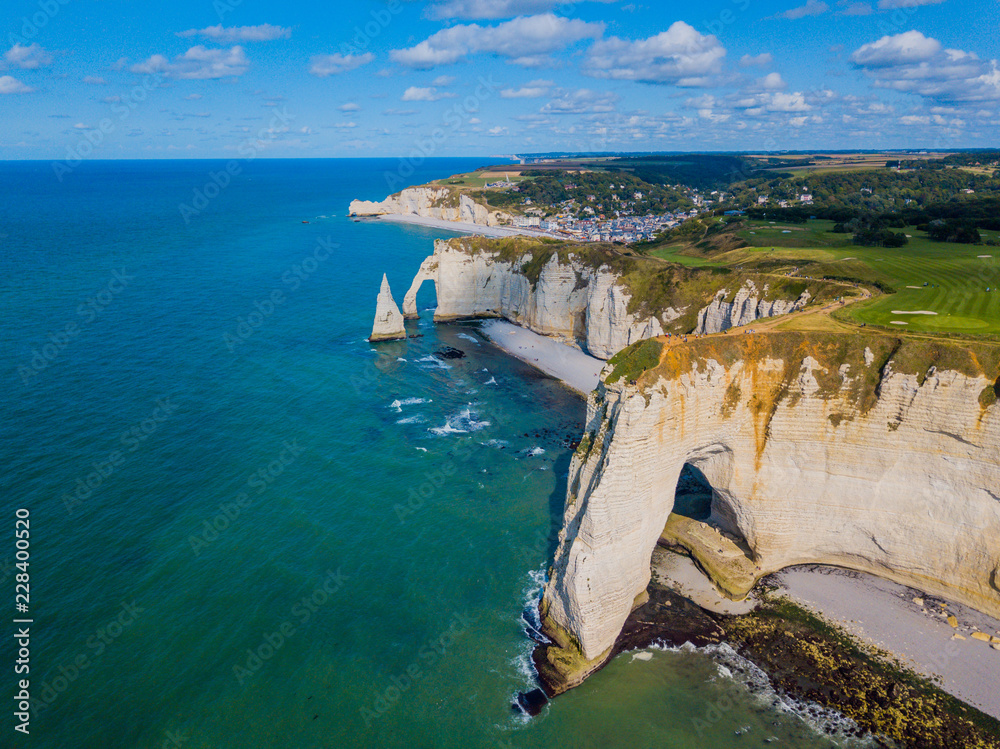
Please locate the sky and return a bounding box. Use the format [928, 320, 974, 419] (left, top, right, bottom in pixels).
[1, 0, 998, 159]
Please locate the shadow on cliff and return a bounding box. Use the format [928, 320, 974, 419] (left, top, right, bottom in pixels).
[545, 451, 573, 561]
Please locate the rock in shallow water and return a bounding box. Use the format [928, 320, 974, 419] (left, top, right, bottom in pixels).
[434, 346, 466, 360]
[513, 689, 548, 717]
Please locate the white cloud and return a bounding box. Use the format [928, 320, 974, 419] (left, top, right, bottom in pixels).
[83, 76, 106, 85]
[851, 30, 940, 66]
[765, 92, 811, 111]
[339, 102, 361, 112]
[758, 72, 786, 89]
[185, 93, 203, 100]
[425, 0, 614, 19]
[838, 1, 873, 14]
[852, 31, 1000, 102]
[4, 43, 52, 69]
[176, 24, 291, 42]
[432, 75, 456, 86]
[487, 125, 509, 136]
[401, 86, 456, 101]
[581, 22, 725, 86]
[877, 0, 944, 7]
[132, 46, 249, 79]
[740, 53, 773, 67]
[390, 14, 603, 68]
[500, 79, 553, 98]
[309, 53, 374, 77]
[779, 0, 829, 19]
[0, 75, 32, 94]
[539, 88, 619, 114]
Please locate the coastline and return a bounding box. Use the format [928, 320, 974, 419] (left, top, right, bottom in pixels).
[464, 314, 1000, 729]
[478, 319, 604, 396]
[370, 213, 556, 239]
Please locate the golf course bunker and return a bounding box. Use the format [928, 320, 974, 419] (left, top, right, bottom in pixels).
[890, 321, 910, 325]
[979, 255, 993, 258]
[891, 310, 939, 315]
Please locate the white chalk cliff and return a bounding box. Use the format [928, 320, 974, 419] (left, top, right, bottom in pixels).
[402, 239, 677, 359]
[349, 187, 512, 227]
[695, 281, 811, 334]
[401, 239, 817, 360]
[369, 274, 406, 342]
[541, 335, 1000, 675]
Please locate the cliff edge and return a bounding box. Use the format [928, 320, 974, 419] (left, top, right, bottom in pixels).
[400, 237, 836, 360]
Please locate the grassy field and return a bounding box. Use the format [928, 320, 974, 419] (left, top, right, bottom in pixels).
[648, 244, 724, 267]
[432, 170, 532, 189]
[721, 220, 1000, 336]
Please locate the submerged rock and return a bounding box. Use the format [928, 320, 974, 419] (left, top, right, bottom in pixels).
[434, 346, 466, 360]
[369, 274, 406, 343]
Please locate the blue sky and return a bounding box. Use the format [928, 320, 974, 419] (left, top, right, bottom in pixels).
[1, 0, 998, 158]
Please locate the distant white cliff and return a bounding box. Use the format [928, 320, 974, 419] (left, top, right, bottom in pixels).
[402, 239, 675, 359]
[398, 238, 816, 359]
[349, 186, 511, 227]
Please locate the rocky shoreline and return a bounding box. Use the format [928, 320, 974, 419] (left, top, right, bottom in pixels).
[526, 551, 1000, 748]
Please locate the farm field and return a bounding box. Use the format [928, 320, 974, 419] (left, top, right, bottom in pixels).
[718, 220, 1000, 336]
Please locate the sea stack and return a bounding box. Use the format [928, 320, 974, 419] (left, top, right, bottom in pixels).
[369, 274, 406, 342]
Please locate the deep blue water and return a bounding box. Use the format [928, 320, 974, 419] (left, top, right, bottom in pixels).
[0, 159, 861, 748]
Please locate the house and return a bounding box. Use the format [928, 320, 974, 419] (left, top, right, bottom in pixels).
[757, 195, 769, 205]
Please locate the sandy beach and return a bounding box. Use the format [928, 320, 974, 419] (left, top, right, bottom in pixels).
[374, 213, 554, 239]
[774, 565, 1000, 720]
[478, 319, 604, 395]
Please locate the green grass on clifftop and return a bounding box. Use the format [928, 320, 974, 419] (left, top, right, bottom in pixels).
[718, 220, 1000, 337]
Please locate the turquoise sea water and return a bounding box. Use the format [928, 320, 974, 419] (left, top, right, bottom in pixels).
[1, 159, 863, 748]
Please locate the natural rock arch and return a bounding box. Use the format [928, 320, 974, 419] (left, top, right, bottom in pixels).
[402, 256, 438, 320]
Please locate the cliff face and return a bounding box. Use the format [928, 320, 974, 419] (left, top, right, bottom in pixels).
[401, 238, 822, 360]
[349, 187, 511, 227]
[695, 280, 810, 334]
[402, 238, 676, 359]
[541, 334, 1000, 677]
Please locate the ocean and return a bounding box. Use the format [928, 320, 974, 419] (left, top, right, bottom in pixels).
[1, 158, 866, 748]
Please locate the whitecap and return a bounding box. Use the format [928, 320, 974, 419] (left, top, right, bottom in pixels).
[415, 447, 428, 452]
[457, 333, 480, 344]
[417, 355, 451, 370]
[523, 447, 546, 457]
[388, 397, 432, 413]
[649, 641, 872, 745]
[485, 376, 498, 386]
[429, 407, 490, 436]
[481, 439, 509, 449]
[396, 415, 425, 425]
